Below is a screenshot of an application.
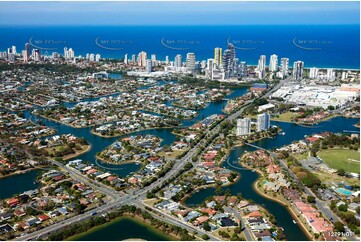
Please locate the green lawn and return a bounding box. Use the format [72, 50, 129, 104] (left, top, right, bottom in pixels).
[318, 149, 360, 174]
[271, 112, 299, 122]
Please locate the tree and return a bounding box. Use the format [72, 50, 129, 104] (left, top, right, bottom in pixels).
[338, 204, 348, 212]
[307, 196, 316, 203]
[334, 222, 345, 232]
[201, 234, 209, 240]
[203, 221, 211, 231]
[337, 169, 346, 176]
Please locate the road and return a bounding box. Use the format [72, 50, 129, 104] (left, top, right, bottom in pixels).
[224, 207, 253, 241]
[17, 81, 284, 241]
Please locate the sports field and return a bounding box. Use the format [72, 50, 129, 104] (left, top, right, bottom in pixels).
[318, 149, 360, 174]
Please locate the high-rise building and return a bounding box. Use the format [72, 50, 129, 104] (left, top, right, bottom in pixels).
[257, 113, 270, 132]
[175, 54, 182, 68]
[138, 51, 147, 67]
[293, 61, 304, 81]
[124, 54, 128, 64]
[22, 50, 28, 62]
[237, 118, 251, 136]
[280, 58, 289, 78]
[24, 43, 30, 61]
[146, 59, 152, 73]
[165, 56, 169, 64]
[12, 46, 17, 55]
[33, 49, 41, 62]
[309, 67, 318, 79]
[239, 61, 247, 77]
[206, 59, 214, 79]
[214, 47, 222, 67]
[151, 54, 156, 66]
[269, 54, 278, 72]
[201, 60, 207, 69]
[341, 71, 348, 80]
[131, 54, 136, 64]
[186, 52, 196, 72]
[327, 69, 335, 81]
[95, 54, 101, 62]
[257, 55, 266, 79]
[89, 54, 95, 62]
[222, 43, 236, 78]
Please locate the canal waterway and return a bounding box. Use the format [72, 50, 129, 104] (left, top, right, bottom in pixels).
[66, 216, 175, 241]
[0, 169, 40, 200]
[3, 77, 359, 240]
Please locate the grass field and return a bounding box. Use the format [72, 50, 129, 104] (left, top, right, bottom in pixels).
[318, 149, 360, 174]
[271, 112, 299, 122]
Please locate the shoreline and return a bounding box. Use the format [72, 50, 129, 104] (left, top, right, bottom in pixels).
[63, 144, 92, 161]
[0, 166, 43, 179]
[65, 215, 178, 241]
[240, 159, 314, 241]
[91, 125, 177, 138]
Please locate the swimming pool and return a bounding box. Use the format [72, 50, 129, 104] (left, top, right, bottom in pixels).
[335, 187, 353, 196]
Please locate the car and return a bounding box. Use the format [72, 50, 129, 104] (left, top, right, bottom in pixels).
[91, 211, 97, 216]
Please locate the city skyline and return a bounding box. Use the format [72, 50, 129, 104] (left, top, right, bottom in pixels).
[0, 1, 359, 26]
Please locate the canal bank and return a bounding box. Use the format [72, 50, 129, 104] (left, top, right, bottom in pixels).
[0, 169, 40, 200]
[66, 216, 176, 241]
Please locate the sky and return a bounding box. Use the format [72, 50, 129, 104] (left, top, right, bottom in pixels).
[0, 1, 359, 26]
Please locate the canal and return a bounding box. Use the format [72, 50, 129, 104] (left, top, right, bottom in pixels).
[3, 77, 359, 240]
[66, 216, 175, 241]
[0, 169, 40, 200]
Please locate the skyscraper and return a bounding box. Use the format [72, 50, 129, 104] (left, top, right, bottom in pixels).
[25, 43, 30, 61]
[131, 54, 136, 64]
[186, 52, 196, 72]
[138, 51, 147, 67]
[11, 46, 17, 55]
[124, 54, 128, 64]
[165, 56, 169, 64]
[327, 69, 335, 81]
[293, 61, 304, 81]
[309, 67, 318, 79]
[257, 55, 266, 79]
[175, 54, 182, 68]
[222, 43, 236, 78]
[239, 61, 247, 77]
[95, 54, 101, 62]
[214, 47, 222, 67]
[151, 54, 156, 66]
[33, 49, 41, 62]
[237, 118, 251, 136]
[257, 113, 270, 131]
[269, 54, 278, 72]
[280, 58, 289, 78]
[146, 59, 152, 73]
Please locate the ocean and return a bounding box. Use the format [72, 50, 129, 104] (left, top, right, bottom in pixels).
[1, 25, 359, 69]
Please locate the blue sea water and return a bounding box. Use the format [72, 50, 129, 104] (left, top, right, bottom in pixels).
[0, 25, 359, 69]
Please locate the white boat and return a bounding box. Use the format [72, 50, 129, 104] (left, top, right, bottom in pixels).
[281, 132, 286, 135]
[293, 220, 297, 224]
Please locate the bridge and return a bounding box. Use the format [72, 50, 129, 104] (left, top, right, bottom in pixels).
[244, 142, 268, 151]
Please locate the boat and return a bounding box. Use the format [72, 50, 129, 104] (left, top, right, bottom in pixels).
[281, 132, 286, 135]
[293, 220, 297, 224]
